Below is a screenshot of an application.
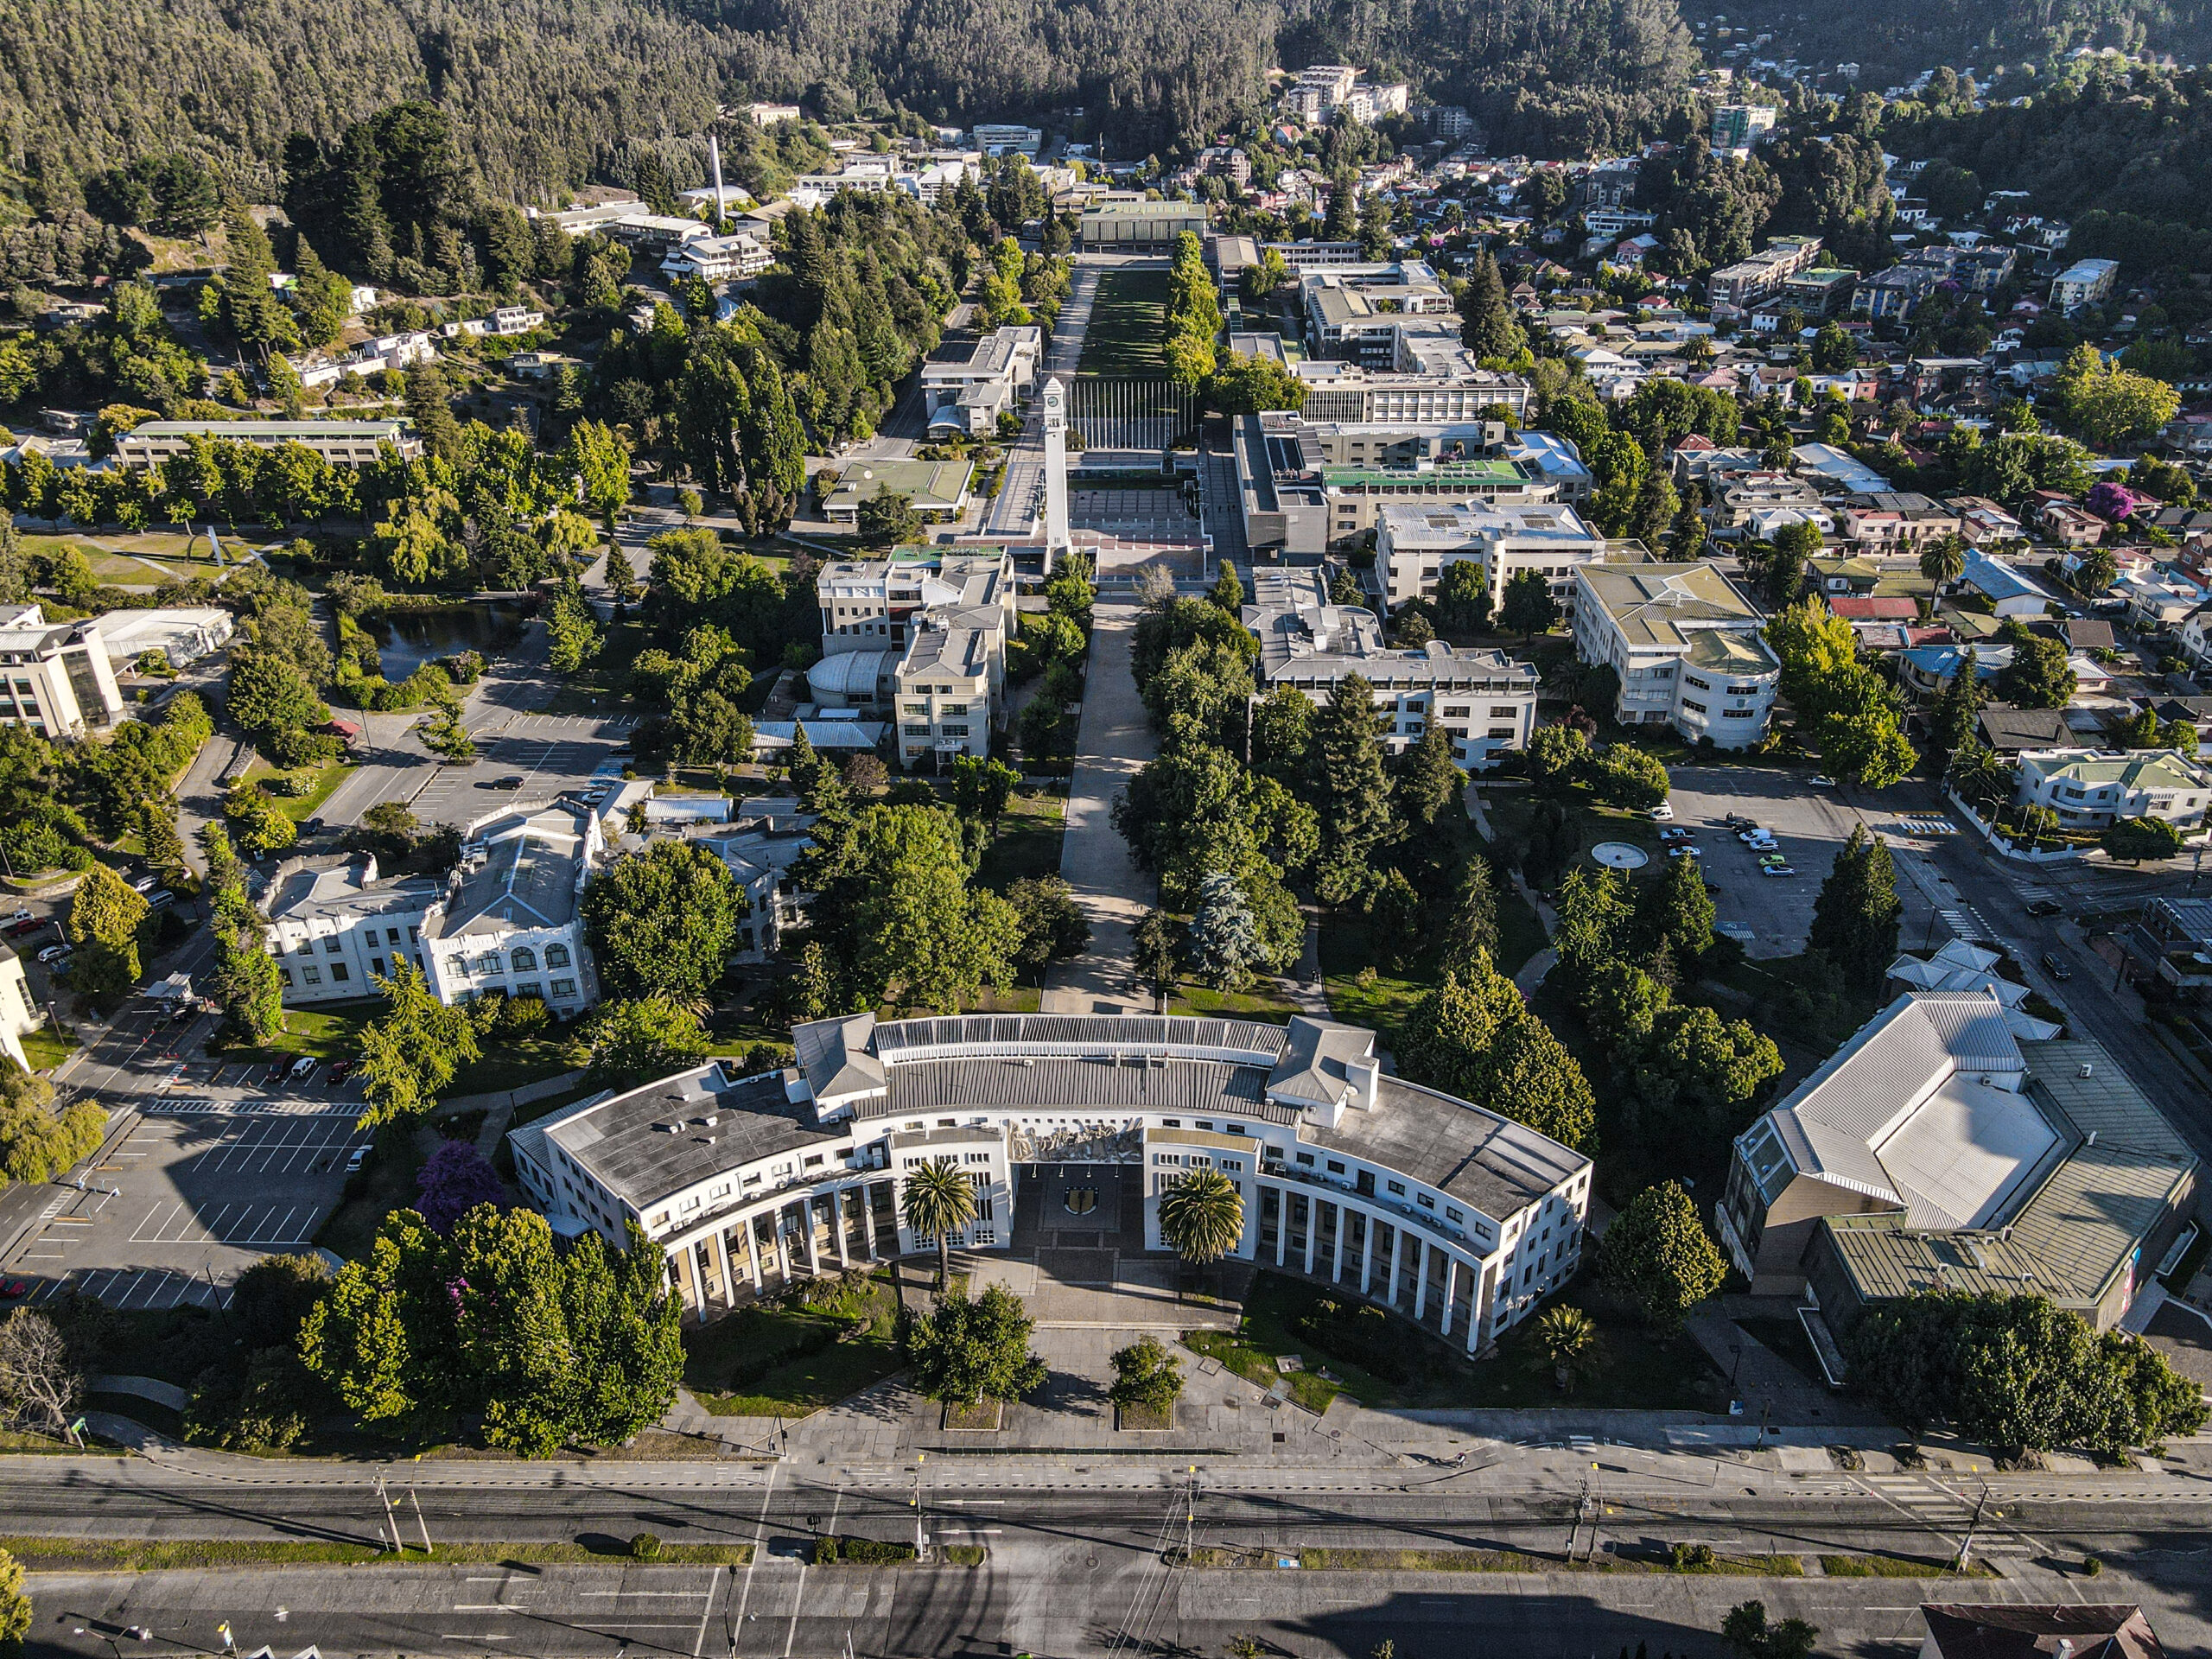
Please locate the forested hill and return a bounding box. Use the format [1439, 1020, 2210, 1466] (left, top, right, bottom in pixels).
[0, 0, 1697, 209]
[1677, 0, 2212, 80]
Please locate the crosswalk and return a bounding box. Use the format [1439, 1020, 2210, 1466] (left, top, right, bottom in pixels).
[1936, 905, 1999, 943]
[1890, 817, 1961, 837]
[143, 1097, 358, 1119]
[1854, 1473, 2033, 1556]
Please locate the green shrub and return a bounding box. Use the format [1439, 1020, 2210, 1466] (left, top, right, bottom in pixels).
[631, 1532, 662, 1560]
[1670, 1541, 1718, 1571]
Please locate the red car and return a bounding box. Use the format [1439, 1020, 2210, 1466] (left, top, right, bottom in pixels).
[0, 1280, 28, 1301]
[6, 916, 43, 938]
[327, 1059, 353, 1085]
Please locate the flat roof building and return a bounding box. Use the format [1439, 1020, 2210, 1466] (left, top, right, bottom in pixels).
[114, 420, 421, 470]
[1372, 499, 1620, 614]
[1572, 563, 1780, 747]
[0, 603, 124, 734]
[510, 1013, 1593, 1347]
[1244, 568, 1538, 768]
[1080, 201, 1209, 251]
[818, 457, 974, 526]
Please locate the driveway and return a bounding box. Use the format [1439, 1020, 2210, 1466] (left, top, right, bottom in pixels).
[1040, 595, 1155, 1014]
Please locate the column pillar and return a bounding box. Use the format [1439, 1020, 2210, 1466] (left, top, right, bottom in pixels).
[1360, 1219, 1376, 1300]
[831, 1190, 851, 1267]
[1274, 1186, 1287, 1268]
[1332, 1206, 1349, 1284]
[744, 1218, 765, 1291]
[710, 1226, 736, 1310]
[860, 1186, 880, 1259]
[1439, 1255, 1458, 1338]
[796, 1201, 819, 1273]
[1388, 1228, 1404, 1310]
[1303, 1200, 1320, 1276]
[1413, 1240, 1430, 1322]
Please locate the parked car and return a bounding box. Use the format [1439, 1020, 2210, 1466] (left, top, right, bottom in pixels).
[1667, 845, 1703, 859]
[2040, 951, 2074, 981]
[1658, 828, 1694, 843]
[1808, 774, 1838, 788]
[170, 1003, 196, 1024]
[2026, 899, 2064, 918]
[1648, 802, 1675, 822]
[35, 944, 69, 963]
[262, 1060, 292, 1087]
[486, 775, 525, 791]
[0, 1279, 25, 1301]
[144, 890, 176, 910]
[0, 907, 28, 926]
[327, 1059, 353, 1084]
[1725, 814, 1758, 829]
[1759, 864, 1797, 878]
[289, 1056, 320, 1082]
[129, 872, 161, 893]
[1760, 852, 1790, 866]
[346, 1146, 369, 1174]
[6, 915, 43, 938]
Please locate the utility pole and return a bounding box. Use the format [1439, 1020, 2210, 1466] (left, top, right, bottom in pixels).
[1956, 1483, 1989, 1572]
[1183, 1465, 1198, 1565]
[408, 1487, 433, 1555]
[372, 1474, 404, 1554]
[912, 1452, 926, 1554]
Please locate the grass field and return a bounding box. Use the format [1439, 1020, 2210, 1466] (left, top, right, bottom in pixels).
[21, 531, 233, 588]
[212, 999, 381, 1067]
[242, 759, 358, 823]
[975, 788, 1068, 892]
[21, 1024, 78, 1073]
[1077, 269, 1173, 376]
[685, 1271, 906, 1417]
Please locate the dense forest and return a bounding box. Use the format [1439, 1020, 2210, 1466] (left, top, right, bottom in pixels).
[0, 0, 1703, 219]
[1678, 0, 2212, 81]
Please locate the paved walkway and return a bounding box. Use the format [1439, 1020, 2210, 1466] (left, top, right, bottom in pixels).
[1042, 595, 1156, 1014]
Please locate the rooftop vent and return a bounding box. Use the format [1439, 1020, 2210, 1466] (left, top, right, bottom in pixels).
[2079, 1062, 2094, 1078]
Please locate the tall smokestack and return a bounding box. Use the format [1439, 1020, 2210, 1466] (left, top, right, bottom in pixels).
[709, 134, 728, 223]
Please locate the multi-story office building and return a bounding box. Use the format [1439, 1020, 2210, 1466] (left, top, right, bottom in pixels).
[1572, 563, 1780, 747]
[1706, 236, 1823, 315]
[1371, 500, 1617, 613]
[920, 325, 1041, 436]
[1233, 414, 1560, 556]
[811, 548, 1017, 768]
[1244, 568, 1538, 767]
[1711, 104, 1778, 153]
[0, 605, 124, 735]
[1293, 359, 1530, 424]
[1300, 262, 1456, 365]
[264, 803, 603, 1016]
[114, 420, 423, 470]
[510, 1013, 1593, 1348]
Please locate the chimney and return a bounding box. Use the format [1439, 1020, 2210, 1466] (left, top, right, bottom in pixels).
[709, 134, 728, 219]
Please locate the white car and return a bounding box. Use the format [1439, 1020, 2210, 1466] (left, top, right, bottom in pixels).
[289, 1056, 320, 1082]
[1668, 845, 1703, 859]
[1759, 864, 1797, 878]
[1648, 802, 1675, 822]
[1658, 828, 1694, 843]
[1808, 774, 1838, 788]
[35, 944, 69, 963]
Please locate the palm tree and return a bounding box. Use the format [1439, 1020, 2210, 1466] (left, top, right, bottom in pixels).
[1533, 1305, 1599, 1394]
[1920, 532, 1967, 590]
[900, 1159, 976, 1292]
[1157, 1168, 1245, 1294]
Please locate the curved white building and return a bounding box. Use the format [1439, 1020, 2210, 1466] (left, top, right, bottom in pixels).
[508, 1013, 1593, 1357]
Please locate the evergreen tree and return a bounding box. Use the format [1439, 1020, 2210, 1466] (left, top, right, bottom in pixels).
[64, 861, 148, 996]
[135, 796, 190, 890]
[356, 962, 482, 1128]
[1187, 870, 1265, 988]
[1398, 954, 1598, 1151]
[1601, 1180, 1726, 1329]
[1211, 560, 1243, 613]
[1628, 464, 1680, 550]
[1438, 855, 1500, 978]
[402, 359, 463, 461]
[1393, 725, 1463, 829]
[1500, 569, 1560, 639]
[1307, 674, 1398, 903]
[1457, 250, 1524, 359]
[1807, 825, 1903, 998]
[1641, 852, 1715, 967]
[1928, 645, 1984, 755]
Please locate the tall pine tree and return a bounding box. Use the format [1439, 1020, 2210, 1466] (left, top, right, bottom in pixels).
[1457, 250, 1525, 360]
[1808, 825, 1904, 997]
[1307, 673, 1398, 903]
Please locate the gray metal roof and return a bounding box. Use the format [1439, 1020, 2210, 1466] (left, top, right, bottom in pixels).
[540, 1067, 836, 1210]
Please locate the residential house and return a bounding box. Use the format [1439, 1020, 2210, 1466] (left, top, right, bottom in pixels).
[1960, 552, 2060, 618]
[2013, 748, 2212, 830]
[1837, 493, 1964, 550]
[1948, 496, 2023, 545]
[1976, 705, 2072, 753]
[1917, 1603, 2165, 1659]
[1571, 563, 1780, 747]
[1245, 569, 1538, 768]
[1707, 472, 1829, 540]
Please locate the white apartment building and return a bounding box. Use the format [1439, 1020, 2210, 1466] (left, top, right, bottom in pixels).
[2050, 257, 2120, 315]
[1372, 500, 1616, 614]
[660, 233, 772, 284]
[510, 1013, 1592, 1347]
[811, 549, 1017, 768]
[263, 803, 603, 1014]
[1245, 569, 1538, 768]
[921, 325, 1041, 436]
[114, 420, 423, 470]
[0, 604, 124, 734]
[1301, 262, 1456, 365]
[1572, 563, 1780, 747]
[0, 944, 47, 1070]
[2012, 748, 2212, 830]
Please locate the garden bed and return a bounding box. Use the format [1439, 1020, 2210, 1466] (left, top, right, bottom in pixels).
[684, 1271, 905, 1417]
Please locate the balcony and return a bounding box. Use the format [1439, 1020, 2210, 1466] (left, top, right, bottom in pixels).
[1260, 1159, 1490, 1253]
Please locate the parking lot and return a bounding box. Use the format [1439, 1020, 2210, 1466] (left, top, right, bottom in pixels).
[3, 1103, 364, 1310]
[1659, 766, 1940, 959]
[396, 712, 635, 830]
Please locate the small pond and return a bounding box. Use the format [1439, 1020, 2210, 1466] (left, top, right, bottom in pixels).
[365, 600, 532, 677]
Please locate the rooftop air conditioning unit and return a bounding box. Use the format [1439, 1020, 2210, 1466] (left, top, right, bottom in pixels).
[2079, 1062, 2094, 1078]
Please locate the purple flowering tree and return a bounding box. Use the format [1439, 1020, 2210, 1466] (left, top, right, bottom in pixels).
[416, 1140, 505, 1234]
[2086, 481, 2139, 523]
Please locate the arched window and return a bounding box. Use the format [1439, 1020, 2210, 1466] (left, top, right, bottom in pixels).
[511, 947, 537, 973]
[544, 943, 571, 969]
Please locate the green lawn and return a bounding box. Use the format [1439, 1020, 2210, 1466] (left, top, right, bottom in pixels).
[1170, 983, 1306, 1021]
[264, 761, 358, 823]
[446, 1033, 582, 1098]
[211, 999, 382, 1068]
[685, 1271, 906, 1416]
[539, 616, 651, 716]
[1077, 268, 1173, 376]
[20, 1024, 78, 1073]
[975, 788, 1068, 891]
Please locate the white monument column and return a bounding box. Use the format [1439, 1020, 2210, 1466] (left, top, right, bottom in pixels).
[1041, 375, 1071, 556]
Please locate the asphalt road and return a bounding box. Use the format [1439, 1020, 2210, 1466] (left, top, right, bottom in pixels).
[16, 1464, 2212, 1658]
